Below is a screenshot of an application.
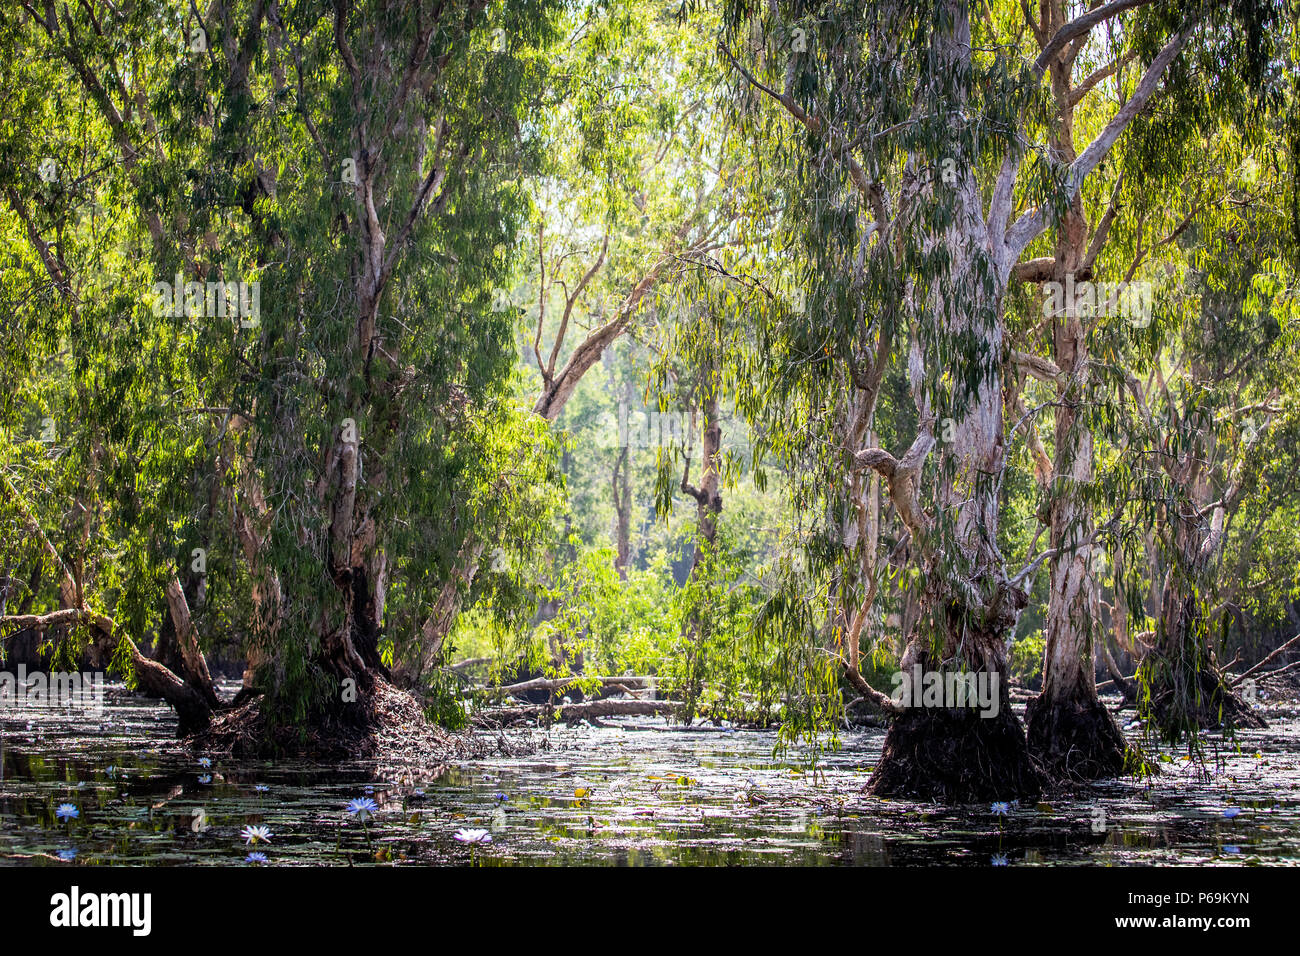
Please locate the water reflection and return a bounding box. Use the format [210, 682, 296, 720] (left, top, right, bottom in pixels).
[2, 684, 1297, 866]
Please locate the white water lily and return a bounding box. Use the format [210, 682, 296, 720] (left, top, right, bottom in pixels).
[241, 824, 272, 845]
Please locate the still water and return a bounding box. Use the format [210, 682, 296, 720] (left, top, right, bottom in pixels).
[2, 683, 1297, 866]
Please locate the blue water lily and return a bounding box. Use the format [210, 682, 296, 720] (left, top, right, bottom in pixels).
[991, 802, 1010, 816]
[347, 797, 379, 822]
[245, 852, 268, 864]
[55, 803, 79, 821]
[1222, 807, 1242, 819]
[991, 853, 1009, 866]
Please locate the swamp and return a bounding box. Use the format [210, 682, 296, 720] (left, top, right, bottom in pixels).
[1, 0, 1299, 895]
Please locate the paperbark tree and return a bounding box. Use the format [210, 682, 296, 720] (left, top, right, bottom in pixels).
[5, 0, 570, 744]
[719, 0, 1275, 798]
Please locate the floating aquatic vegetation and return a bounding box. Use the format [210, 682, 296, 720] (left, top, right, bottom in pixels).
[5, 688, 1300, 866]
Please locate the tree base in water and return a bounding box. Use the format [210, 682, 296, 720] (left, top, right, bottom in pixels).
[868, 706, 1044, 802]
[1146, 663, 1267, 738]
[1025, 692, 1130, 781]
[188, 679, 482, 761]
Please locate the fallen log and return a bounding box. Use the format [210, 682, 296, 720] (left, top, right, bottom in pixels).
[1249, 659, 1300, 684]
[491, 674, 654, 697]
[1, 606, 215, 733]
[1231, 633, 1300, 686]
[473, 698, 679, 727]
[1096, 673, 1138, 693]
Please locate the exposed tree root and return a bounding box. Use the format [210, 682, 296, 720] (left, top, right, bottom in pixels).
[868, 705, 1045, 802]
[190, 679, 485, 761]
[1025, 692, 1131, 782]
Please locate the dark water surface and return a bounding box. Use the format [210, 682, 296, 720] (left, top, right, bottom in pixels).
[2, 683, 1298, 866]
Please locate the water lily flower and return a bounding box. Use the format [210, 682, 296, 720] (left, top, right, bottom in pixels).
[991, 854, 1009, 866]
[198, 774, 212, 785]
[241, 824, 272, 845]
[198, 757, 212, 768]
[55, 804, 79, 821]
[991, 802, 1010, 816]
[57, 848, 77, 861]
[494, 792, 508, 803]
[254, 785, 269, 794]
[245, 852, 268, 864]
[1223, 807, 1242, 819]
[347, 797, 379, 822]
[453, 828, 492, 844]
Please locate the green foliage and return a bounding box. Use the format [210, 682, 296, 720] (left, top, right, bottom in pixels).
[1010, 632, 1045, 687]
[2, 1, 1298, 775]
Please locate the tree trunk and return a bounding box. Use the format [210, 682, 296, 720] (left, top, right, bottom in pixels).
[1137, 388, 1264, 738]
[1026, 375, 1128, 776]
[1144, 520, 1264, 736]
[679, 379, 724, 720]
[613, 444, 631, 579]
[869, 587, 1043, 801]
[1024, 105, 1127, 778]
[861, 0, 1043, 798]
[868, 263, 1041, 799]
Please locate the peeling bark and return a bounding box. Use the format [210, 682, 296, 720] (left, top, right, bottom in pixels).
[1024, 22, 1129, 780]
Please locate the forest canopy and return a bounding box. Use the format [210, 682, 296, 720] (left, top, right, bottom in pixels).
[1, 0, 1298, 803]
